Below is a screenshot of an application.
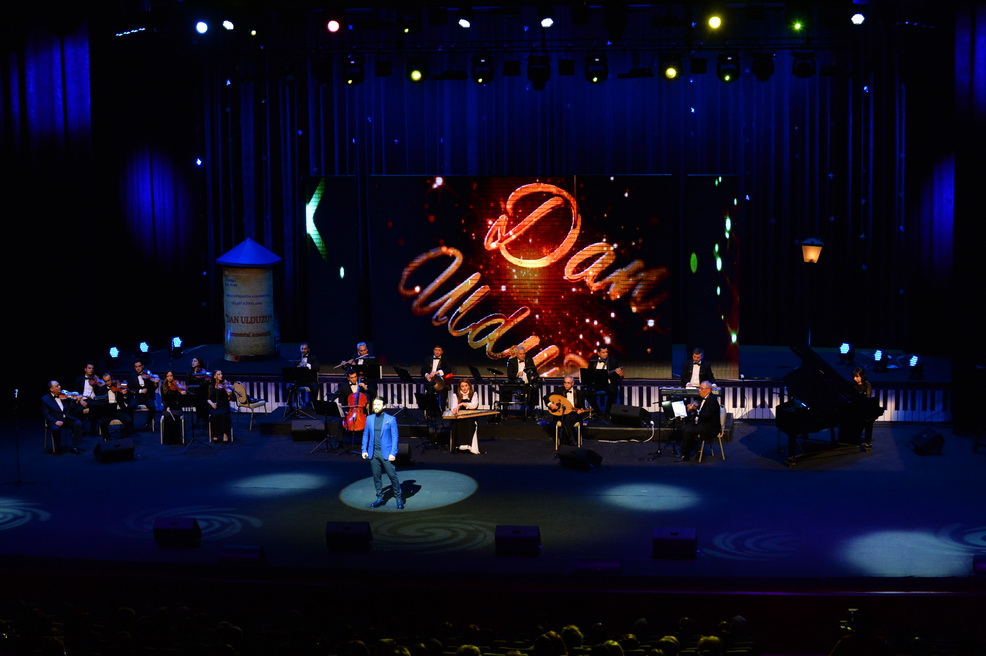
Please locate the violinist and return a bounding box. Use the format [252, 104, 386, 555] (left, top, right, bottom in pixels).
[98, 372, 132, 438]
[127, 359, 159, 431]
[41, 381, 86, 454]
[207, 369, 233, 442]
[160, 371, 188, 445]
[74, 362, 103, 434]
[339, 370, 375, 433]
[187, 357, 212, 425]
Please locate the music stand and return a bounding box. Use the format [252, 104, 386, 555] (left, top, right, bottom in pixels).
[282, 367, 316, 420]
[468, 366, 484, 382]
[392, 366, 417, 417]
[414, 391, 444, 450]
[310, 396, 345, 454]
[580, 367, 612, 416]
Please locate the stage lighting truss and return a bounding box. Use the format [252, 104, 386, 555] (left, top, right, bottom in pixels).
[792, 51, 816, 77]
[472, 54, 495, 85]
[584, 52, 608, 83]
[751, 51, 775, 81]
[716, 52, 740, 82]
[527, 52, 551, 90]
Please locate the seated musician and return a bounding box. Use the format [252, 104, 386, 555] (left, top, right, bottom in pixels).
[449, 379, 481, 454]
[188, 357, 212, 425]
[545, 375, 589, 445]
[505, 345, 540, 419]
[74, 361, 104, 435]
[680, 347, 717, 388]
[337, 371, 377, 410]
[127, 358, 159, 431]
[41, 380, 86, 454]
[98, 372, 133, 438]
[207, 370, 234, 442]
[587, 345, 624, 416]
[677, 381, 720, 462]
[160, 370, 189, 444]
[295, 343, 320, 407]
[421, 344, 453, 412]
[337, 341, 374, 371]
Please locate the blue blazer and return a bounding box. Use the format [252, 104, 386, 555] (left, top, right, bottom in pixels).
[362, 412, 400, 458]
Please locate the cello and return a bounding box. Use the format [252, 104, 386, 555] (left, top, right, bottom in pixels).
[342, 376, 369, 432]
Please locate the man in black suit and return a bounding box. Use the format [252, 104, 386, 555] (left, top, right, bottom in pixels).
[74, 361, 102, 434]
[421, 345, 453, 412]
[127, 358, 159, 431]
[678, 381, 721, 462]
[295, 342, 320, 406]
[545, 375, 588, 445]
[586, 345, 624, 415]
[41, 381, 86, 454]
[680, 347, 716, 388]
[97, 372, 133, 438]
[505, 345, 540, 418]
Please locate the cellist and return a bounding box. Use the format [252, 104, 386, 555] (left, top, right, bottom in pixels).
[338, 370, 376, 432]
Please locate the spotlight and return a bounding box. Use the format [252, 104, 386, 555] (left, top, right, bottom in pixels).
[716, 52, 740, 82]
[839, 342, 856, 365]
[407, 57, 429, 83]
[708, 14, 723, 29]
[472, 54, 495, 85]
[458, 7, 473, 29]
[800, 238, 823, 263]
[139, 341, 150, 354]
[326, 19, 341, 33]
[222, 20, 234, 31]
[344, 54, 364, 85]
[195, 21, 209, 34]
[527, 53, 551, 90]
[792, 51, 816, 78]
[660, 55, 683, 80]
[751, 52, 775, 81]
[585, 53, 608, 83]
[873, 349, 888, 373]
[908, 355, 924, 380]
[851, 13, 865, 26]
[108, 346, 120, 364]
[538, 5, 554, 28]
[171, 336, 183, 359]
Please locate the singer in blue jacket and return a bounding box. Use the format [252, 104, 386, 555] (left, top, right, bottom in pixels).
[361, 397, 404, 509]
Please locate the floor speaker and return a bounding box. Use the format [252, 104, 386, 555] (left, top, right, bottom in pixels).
[94, 438, 135, 463]
[557, 445, 603, 470]
[153, 517, 202, 548]
[325, 521, 372, 553]
[609, 404, 650, 427]
[395, 442, 413, 465]
[652, 527, 697, 559]
[910, 428, 944, 455]
[495, 525, 541, 556]
[291, 419, 325, 440]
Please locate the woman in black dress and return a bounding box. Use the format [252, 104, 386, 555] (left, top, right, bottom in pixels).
[852, 366, 875, 449]
[449, 379, 480, 454]
[207, 369, 233, 442]
[160, 370, 188, 445]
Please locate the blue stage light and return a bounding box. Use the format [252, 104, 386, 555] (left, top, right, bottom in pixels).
[139, 341, 150, 353]
[109, 347, 120, 359]
[195, 21, 209, 34]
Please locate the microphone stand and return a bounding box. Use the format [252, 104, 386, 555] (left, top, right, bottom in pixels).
[3, 389, 37, 487]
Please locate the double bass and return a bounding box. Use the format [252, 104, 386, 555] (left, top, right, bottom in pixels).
[342, 377, 369, 432]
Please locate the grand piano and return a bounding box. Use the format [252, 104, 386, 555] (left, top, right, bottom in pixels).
[775, 345, 884, 464]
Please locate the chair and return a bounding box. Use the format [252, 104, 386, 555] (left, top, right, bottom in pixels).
[698, 407, 730, 462]
[232, 382, 267, 430]
[105, 418, 125, 440]
[42, 421, 56, 453]
[159, 414, 185, 445]
[131, 403, 156, 432]
[208, 410, 235, 443]
[554, 418, 582, 450]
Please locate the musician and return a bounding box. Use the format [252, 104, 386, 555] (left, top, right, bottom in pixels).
[338, 370, 376, 433]
[587, 345, 624, 415]
[449, 379, 480, 454]
[207, 369, 234, 442]
[545, 376, 589, 445]
[127, 359, 159, 431]
[295, 343, 320, 406]
[361, 396, 404, 509]
[41, 381, 85, 454]
[680, 347, 717, 388]
[421, 345, 453, 411]
[97, 372, 133, 438]
[160, 370, 188, 444]
[505, 345, 540, 418]
[188, 357, 212, 424]
[338, 341, 374, 373]
[677, 381, 721, 462]
[845, 366, 875, 450]
[74, 362, 103, 434]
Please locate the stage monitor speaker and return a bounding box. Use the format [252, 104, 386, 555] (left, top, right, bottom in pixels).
[557, 445, 603, 471]
[153, 517, 202, 548]
[495, 525, 541, 556]
[325, 521, 372, 553]
[610, 404, 650, 427]
[910, 428, 944, 455]
[291, 419, 325, 440]
[395, 442, 413, 465]
[94, 437, 135, 463]
[652, 527, 697, 559]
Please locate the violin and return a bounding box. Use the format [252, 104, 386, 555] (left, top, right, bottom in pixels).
[167, 380, 188, 393]
[89, 374, 106, 387]
[342, 377, 369, 432]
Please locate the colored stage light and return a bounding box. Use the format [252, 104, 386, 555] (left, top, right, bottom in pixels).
[170, 337, 183, 358]
[139, 341, 150, 354]
[407, 57, 428, 83]
[851, 13, 865, 25]
[527, 53, 551, 90]
[472, 54, 495, 85]
[109, 346, 120, 359]
[838, 342, 856, 365]
[195, 21, 209, 34]
[874, 349, 888, 373]
[222, 20, 234, 31]
[716, 52, 739, 82]
[344, 55, 364, 85]
[751, 52, 775, 81]
[661, 55, 682, 80]
[458, 7, 473, 29]
[326, 19, 341, 33]
[909, 355, 924, 380]
[585, 53, 608, 83]
[708, 15, 722, 29]
[800, 237, 823, 263]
